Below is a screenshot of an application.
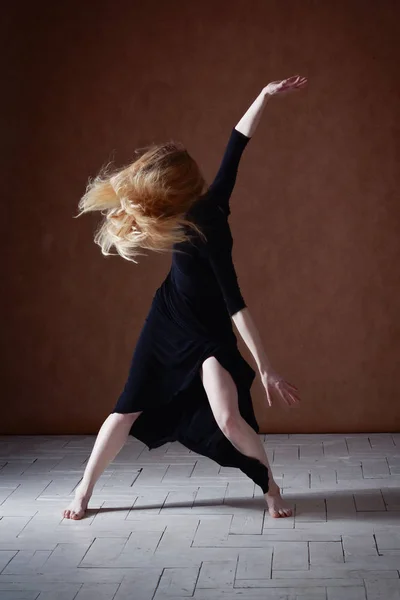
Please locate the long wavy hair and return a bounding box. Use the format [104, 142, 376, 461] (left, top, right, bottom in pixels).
[77, 139, 207, 262]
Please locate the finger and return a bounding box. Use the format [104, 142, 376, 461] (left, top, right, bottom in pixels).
[287, 75, 302, 87]
[287, 396, 301, 407]
[276, 383, 292, 406]
[286, 382, 299, 392]
[281, 390, 297, 406]
[287, 394, 301, 405]
[292, 76, 306, 84]
[282, 384, 301, 401]
[294, 81, 307, 88]
[284, 389, 301, 404]
[283, 386, 301, 403]
[279, 390, 292, 407]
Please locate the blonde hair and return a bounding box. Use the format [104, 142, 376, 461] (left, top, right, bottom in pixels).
[77, 140, 207, 262]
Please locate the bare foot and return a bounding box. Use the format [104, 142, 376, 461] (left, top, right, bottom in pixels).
[265, 481, 292, 518]
[63, 488, 91, 520]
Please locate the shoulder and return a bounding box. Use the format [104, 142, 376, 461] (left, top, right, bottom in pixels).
[187, 195, 232, 253]
[188, 193, 228, 228]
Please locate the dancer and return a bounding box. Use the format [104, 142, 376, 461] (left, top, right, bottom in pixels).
[64, 75, 307, 521]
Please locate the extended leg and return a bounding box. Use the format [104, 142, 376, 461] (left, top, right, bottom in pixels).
[63, 411, 141, 520]
[201, 356, 292, 518]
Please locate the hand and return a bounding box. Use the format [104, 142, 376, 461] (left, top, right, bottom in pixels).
[260, 370, 301, 408]
[264, 75, 307, 97]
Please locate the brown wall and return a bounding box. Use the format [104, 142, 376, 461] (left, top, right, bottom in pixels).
[2, 1, 400, 434]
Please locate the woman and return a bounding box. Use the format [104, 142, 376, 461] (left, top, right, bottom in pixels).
[64, 75, 307, 521]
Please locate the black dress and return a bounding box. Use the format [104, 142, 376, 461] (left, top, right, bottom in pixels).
[111, 128, 270, 493]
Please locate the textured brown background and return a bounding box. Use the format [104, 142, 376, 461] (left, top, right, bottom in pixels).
[2, 1, 399, 434]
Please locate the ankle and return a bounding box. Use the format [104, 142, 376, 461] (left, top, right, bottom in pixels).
[75, 483, 93, 498]
[266, 480, 280, 495]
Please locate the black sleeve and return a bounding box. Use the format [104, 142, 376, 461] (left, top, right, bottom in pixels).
[205, 215, 247, 317]
[208, 127, 251, 214]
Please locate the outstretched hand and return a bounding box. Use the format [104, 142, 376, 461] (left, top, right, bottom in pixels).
[260, 370, 301, 408]
[264, 75, 307, 97]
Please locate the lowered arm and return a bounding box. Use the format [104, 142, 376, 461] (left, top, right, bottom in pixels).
[231, 307, 272, 376]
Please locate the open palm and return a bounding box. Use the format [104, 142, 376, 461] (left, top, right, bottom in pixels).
[264, 75, 307, 97]
[260, 370, 301, 408]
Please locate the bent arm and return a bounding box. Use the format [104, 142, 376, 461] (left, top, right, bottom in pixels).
[232, 306, 273, 375]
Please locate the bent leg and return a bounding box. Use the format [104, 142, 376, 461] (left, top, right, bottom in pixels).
[63, 411, 141, 520]
[200, 356, 292, 518]
[200, 357, 272, 476]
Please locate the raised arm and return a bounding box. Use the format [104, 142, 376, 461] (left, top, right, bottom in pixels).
[208, 76, 307, 212]
[235, 75, 307, 137]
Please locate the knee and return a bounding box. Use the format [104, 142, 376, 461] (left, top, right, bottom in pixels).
[111, 411, 141, 426]
[218, 411, 241, 438]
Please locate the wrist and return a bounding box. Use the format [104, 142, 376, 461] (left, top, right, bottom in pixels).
[259, 367, 271, 378]
[262, 87, 272, 99]
[257, 357, 273, 376]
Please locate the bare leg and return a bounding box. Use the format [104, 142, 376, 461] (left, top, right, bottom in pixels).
[63, 412, 141, 520]
[201, 357, 292, 518]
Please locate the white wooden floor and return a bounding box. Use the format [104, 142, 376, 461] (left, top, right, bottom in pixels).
[0, 433, 400, 600]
